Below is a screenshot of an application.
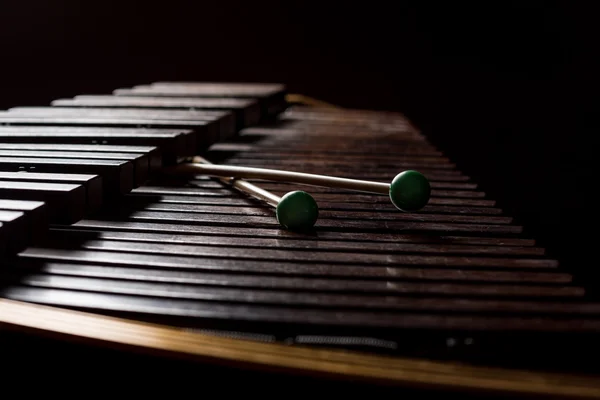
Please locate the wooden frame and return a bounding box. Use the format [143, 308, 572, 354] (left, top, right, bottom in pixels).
[1, 298, 599, 398]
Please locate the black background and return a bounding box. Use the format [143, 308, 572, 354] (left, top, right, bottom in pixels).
[0, 0, 597, 392]
[1, 0, 596, 282]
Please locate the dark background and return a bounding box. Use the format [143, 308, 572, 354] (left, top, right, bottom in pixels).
[0, 1, 596, 280]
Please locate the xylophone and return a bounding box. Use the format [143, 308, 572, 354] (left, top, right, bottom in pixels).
[0, 82, 599, 398]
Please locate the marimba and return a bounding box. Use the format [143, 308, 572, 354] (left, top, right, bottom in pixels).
[0, 82, 598, 398]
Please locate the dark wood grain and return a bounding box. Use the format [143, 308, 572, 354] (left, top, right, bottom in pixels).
[0, 156, 133, 195]
[123, 201, 511, 224]
[20, 255, 570, 285]
[0, 181, 85, 223]
[4, 287, 600, 333]
[124, 194, 503, 216]
[126, 191, 501, 214]
[0, 143, 162, 171]
[0, 114, 217, 150]
[50, 227, 544, 256]
[20, 241, 556, 269]
[0, 149, 148, 187]
[183, 175, 477, 190]
[0, 172, 102, 211]
[4, 255, 577, 297]
[130, 189, 497, 207]
[226, 157, 457, 170]
[71, 219, 535, 246]
[0, 209, 28, 253]
[0, 126, 192, 158]
[8, 106, 235, 142]
[9, 274, 594, 313]
[131, 185, 492, 206]
[0, 199, 47, 244]
[183, 178, 479, 196]
[107, 209, 523, 234]
[216, 140, 445, 156]
[52, 95, 262, 130]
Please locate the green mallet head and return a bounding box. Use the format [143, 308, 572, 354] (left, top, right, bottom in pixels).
[276, 190, 319, 230]
[389, 170, 431, 212]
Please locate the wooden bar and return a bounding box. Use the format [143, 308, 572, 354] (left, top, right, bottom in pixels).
[0, 143, 162, 171]
[0, 157, 133, 196]
[6, 274, 593, 313]
[19, 256, 568, 284]
[0, 181, 86, 223]
[0, 149, 148, 187]
[50, 227, 544, 256]
[0, 126, 192, 159]
[0, 209, 28, 253]
[52, 95, 262, 130]
[0, 199, 47, 244]
[119, 200, 511, 225]
[115, 82, 287, 118]
[3, 287, 598, 333]
[0, 115, 212, 152]
[7, 106, 235, 142]
[0, 172, 102, 212]
[70, 219, 535, 246]
[20, 240, 555, 269]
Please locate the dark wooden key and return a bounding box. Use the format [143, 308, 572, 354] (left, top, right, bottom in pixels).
[10, 274, 593, 313]
[0, 199, 47, 244]
[120, 199, 510, 225]
[0, 126, 193, 159]
[0, 209, 29, 254]
[52, 95, 261, 130]
[0, 181, 85, 223]
[71, 219, 536, 247]
[51, 226, 544, 257]
[226, 157, 456, 170]
[0, 171, 102, 211]
[17, 247, 560, 283]
[7, 106, 235, 143]
[0, 149, 148, 187]
[128, 189, 501, 215]
[20, 257, 570, 285]
[132, 185, 495, 207]
[0, 143, 162, 171]
[134, 184, 494, 207]
[22, 103, 236, 141]
[115, 82, 287, 118]
[0, 114, 214, 151]
[113, 209, 523, 234]
[0, 221, 5, 256]
[5, 286, 600, 333]
[0, 157, 133, 196]
[182, 177, 479, 196]
[185, 174, 475, 191]
[210, 141, 444, 156]
[43, 239, 553, 268]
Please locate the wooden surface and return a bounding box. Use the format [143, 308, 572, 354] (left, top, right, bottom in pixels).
[1, 297, 600, 398]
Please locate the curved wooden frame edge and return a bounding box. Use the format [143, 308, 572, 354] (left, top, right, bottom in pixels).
[0, 298, 599, 398]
